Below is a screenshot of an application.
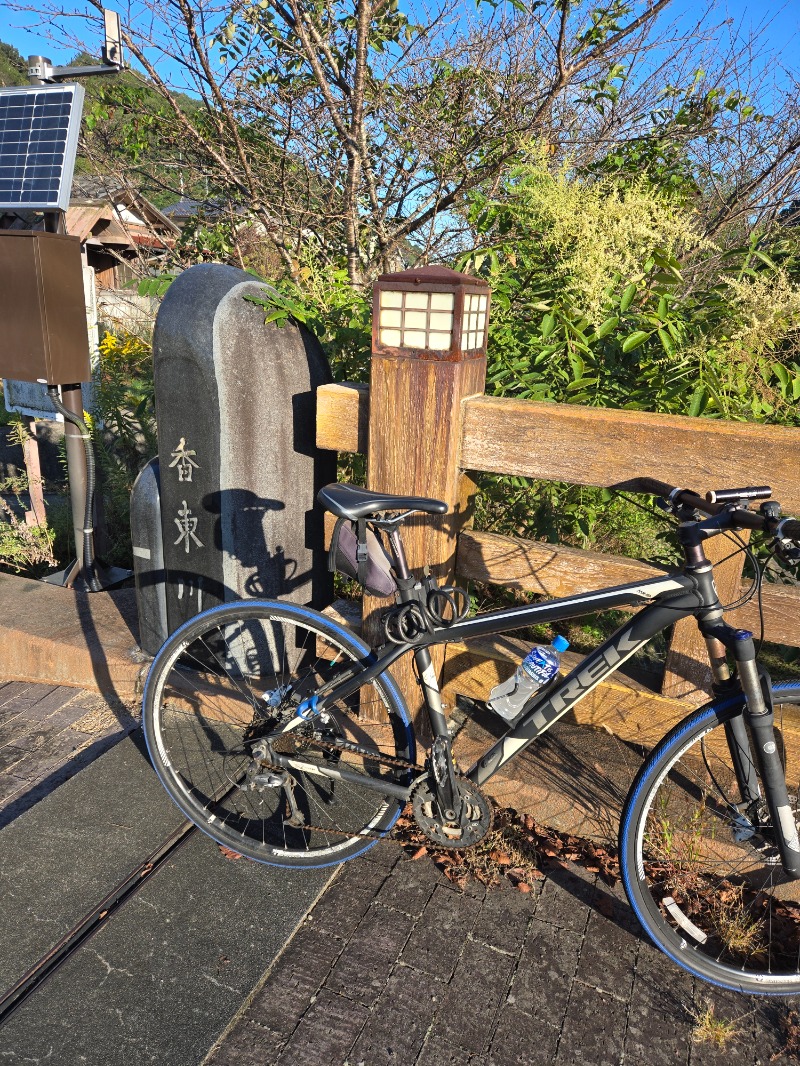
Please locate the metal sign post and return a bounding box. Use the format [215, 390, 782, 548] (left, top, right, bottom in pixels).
[27, 10, 124, 84]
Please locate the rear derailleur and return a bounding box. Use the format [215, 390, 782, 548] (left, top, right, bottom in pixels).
[238, 738, 307, 828]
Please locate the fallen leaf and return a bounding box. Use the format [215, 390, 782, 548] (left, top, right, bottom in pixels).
[218, 845, 243, 861]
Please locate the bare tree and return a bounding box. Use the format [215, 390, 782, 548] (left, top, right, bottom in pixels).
[12, 0, 800, 281]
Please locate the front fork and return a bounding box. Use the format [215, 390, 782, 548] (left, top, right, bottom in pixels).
[704, 622, 800, 878]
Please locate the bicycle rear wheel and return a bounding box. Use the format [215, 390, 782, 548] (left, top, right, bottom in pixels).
[620, 682, 800, 994]
[143, 600, 415, 868]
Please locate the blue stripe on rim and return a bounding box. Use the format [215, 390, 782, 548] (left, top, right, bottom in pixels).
[143, 599, 416, 869]
[620, 682, 800, 992]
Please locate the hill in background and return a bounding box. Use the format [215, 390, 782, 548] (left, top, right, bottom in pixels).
[0, 42, 27, 86]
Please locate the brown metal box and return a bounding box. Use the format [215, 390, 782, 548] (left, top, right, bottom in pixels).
[0, 230, 91, 384]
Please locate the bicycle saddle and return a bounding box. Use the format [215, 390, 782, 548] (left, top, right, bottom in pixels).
[317, 483, 448, 520]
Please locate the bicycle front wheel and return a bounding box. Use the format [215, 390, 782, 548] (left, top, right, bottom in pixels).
[621, 682, 800, 994]
[143, 600, 415, 868]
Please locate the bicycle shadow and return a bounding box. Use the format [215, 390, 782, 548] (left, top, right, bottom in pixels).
[453, 699, 641, 846]
[203, 489, 315, 601]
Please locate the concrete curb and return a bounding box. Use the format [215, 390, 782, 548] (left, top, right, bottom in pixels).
[0, 574, 148, 703]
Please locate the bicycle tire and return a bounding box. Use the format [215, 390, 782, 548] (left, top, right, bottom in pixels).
[143, 600, 415, 868]
[620, 681, 800, 994]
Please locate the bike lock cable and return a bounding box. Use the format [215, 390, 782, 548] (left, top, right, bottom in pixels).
[47, 386, 102, 593]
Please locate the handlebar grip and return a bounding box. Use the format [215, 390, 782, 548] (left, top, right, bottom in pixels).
[615, 477, 679, 499]
[613, 478, 721, 515]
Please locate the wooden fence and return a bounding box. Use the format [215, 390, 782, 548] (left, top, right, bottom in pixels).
[316, 345, 800, 746]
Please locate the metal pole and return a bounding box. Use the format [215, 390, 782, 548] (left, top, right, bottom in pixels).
[60, 383, 89, 587]
[27, 56, 49, 85]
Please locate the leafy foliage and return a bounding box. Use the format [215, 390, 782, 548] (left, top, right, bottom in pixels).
[246, 247, 373, 383]
[452, 154, 800, 554]
[0, 496, 56, 576]
[460, 154, 800, 422]
[78, 67, 206, 207]
[0, 41, 26, 86]
[0, 420, 57, 577]
[92, 331, 157, 566]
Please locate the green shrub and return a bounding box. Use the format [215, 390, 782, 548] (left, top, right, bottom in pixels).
[0, 419, 57, 576]
[92, 330, 158, 567]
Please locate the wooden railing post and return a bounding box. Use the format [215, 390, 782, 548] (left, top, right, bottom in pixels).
[363, 270, 488, 739]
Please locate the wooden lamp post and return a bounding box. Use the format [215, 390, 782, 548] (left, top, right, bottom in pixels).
[365, 265, 490, 734]
[372, 264, 490, 359]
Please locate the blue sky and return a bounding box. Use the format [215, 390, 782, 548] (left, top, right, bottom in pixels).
[1, 1, 797, 76]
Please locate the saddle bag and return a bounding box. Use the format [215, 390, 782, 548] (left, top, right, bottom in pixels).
[328, 517, 397, 597]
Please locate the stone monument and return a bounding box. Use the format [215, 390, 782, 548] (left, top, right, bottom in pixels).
[134, 263, 335, 646]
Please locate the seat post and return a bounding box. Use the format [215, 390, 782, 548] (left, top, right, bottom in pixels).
[386, 527, 412, 581]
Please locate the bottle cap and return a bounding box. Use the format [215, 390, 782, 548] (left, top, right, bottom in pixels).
[551, 634, 569, 653]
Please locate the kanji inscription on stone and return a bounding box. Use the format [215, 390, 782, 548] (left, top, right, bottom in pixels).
[168, 437, 199, 482]
[173, 500, 204, 553]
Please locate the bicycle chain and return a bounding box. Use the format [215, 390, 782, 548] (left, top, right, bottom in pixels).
[266, 731, 423, 773]
[246, 731, 424, 842]
[247, 732, 492, 847]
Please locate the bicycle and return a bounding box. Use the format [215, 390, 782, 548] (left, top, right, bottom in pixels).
[143, 477, 800, 995]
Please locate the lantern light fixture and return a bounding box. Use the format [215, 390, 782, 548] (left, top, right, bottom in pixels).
[372, 265, 490, 360]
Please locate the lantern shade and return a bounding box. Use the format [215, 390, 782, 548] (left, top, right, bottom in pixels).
[372, 265, 490, 361]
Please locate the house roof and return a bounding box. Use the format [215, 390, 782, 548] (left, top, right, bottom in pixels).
[71, 176, 180, 236]
[1, 176, 179, 253]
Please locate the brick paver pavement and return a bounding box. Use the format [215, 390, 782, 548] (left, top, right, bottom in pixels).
[3, 680, 799, 1064]
[205, 840, 799, 1066]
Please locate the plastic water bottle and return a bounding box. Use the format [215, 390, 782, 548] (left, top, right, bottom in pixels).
[488, 635, 570, 722]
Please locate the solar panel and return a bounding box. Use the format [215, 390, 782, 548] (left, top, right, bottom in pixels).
[0, 83, 85, 212]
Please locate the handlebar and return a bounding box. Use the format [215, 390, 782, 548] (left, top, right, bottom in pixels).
[615, 478, 800, 540]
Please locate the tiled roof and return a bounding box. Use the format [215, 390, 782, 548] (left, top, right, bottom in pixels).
[71, 174, 125, 201]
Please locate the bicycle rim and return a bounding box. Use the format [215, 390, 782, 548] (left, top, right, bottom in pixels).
[621, 682, 800, 994]
[143, 601, 414, 868]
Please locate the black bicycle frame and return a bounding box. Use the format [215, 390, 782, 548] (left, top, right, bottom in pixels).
[302, 569, 706, 787]
[452, 576, 704, 787]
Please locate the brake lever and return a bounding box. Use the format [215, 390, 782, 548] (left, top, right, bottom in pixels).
[771, 537, 800, 568]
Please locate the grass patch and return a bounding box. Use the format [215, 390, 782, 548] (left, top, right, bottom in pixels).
[691, 1001, 743, 1048]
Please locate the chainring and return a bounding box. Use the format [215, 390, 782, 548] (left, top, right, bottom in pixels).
[411, 775, 493, 849]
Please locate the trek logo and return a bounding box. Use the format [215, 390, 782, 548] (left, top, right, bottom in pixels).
[479, 629, 647, 778]
[547, 630, 645, 716]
